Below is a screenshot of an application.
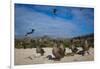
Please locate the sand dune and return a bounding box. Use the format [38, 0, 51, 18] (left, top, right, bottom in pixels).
[15, 48, 94, 65]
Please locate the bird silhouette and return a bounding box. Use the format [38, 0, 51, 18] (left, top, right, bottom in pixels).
[25, 29, 35, 36]
[53, 9, 57, 15]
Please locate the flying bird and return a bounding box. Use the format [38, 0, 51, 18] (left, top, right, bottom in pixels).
[25, 29, 35, 36]
[53, 9, 57, 15]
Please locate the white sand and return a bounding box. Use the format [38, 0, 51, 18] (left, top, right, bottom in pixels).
[15, 48, 94, 65]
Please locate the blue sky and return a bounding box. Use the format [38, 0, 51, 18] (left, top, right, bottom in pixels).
[15, 4, 94, 38]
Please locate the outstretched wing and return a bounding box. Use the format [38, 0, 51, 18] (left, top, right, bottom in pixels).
[32, 29, 35, 33]
[25, 29, 35, 36]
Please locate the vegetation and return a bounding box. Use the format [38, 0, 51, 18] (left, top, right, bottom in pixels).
[15, 33, 94, 49]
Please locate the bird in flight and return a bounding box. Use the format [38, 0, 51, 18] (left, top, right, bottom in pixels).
[53, 8, 57, 15]
[25, 29, 35, 36]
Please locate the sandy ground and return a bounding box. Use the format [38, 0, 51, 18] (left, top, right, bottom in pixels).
[15, 48, 94, 65]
